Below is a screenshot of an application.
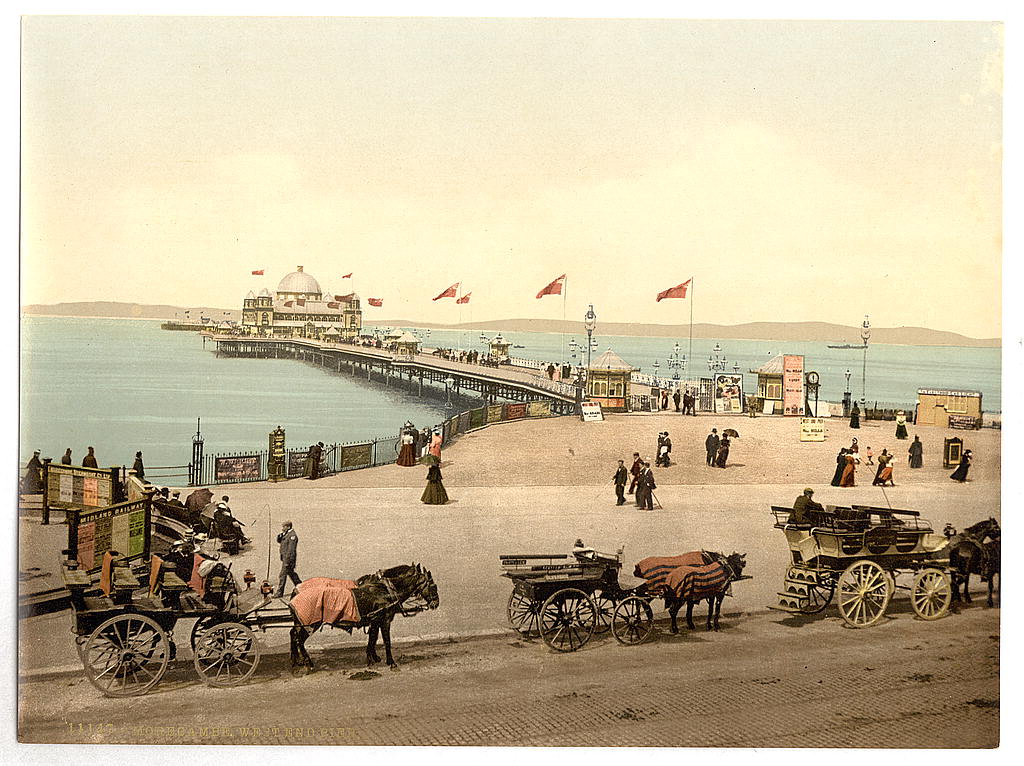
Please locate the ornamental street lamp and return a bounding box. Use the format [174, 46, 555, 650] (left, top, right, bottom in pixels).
[584, 305, 597, 371]
[444, 376, 455, 408]
[860, 315, 871, 407]
[667, 342, 686, 379]
[707, 343, 730, 373]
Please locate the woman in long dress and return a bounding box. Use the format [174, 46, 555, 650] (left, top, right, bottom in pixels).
[950, 450, 972, 482]
[428, 430, 443, 460]
[831, 448, 848, 486]
[895, 411, 908, 440]
[908, 436, 923, 468]
[849, 402, 860, 429]
[839, 453, 856, 487]
[420, 463, 449, 505]
[873, 452, 894, 486]
[715, 435, 730, 468]
[396, 431, 417, 466]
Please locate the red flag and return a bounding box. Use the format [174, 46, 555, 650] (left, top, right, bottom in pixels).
[536, 274, 566, 299]
[367, 298, 383, 307]
[327, 302, 340, 309]
[296, 299, 306, 307]
[341, 273, 352, 279]
[251, 269, 264, 275]
[334, 293, 354, 302]
[456, 292, 471, 304]
[656, 279, 692, 302]
[283, 301, 294, 307]
[433, 282, 460, 301]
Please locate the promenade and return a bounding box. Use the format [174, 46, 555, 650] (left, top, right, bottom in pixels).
[17, 412, 1002, 746]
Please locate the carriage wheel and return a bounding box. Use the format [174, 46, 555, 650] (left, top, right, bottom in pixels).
[799, 579, 835, 614]
[193, 621, 261, 687]
[507, 591, 541, 637]
[591, 590, 616, 634]
[190, 617, 218, 651]
[911, 569, 952, 621]
[81, 614, 170, 697]
[612, 597, 654, 645]
[539, 588, 596, 652]
[837, 560, 893, 628]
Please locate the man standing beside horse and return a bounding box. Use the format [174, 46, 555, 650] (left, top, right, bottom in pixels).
[275, 520, 302, 598]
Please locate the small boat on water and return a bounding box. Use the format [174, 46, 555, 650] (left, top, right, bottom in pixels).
[827, 342, 867, 349]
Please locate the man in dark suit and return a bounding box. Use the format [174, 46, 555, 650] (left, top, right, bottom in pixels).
[628, 452, 642, 494]
[705, 428, 720, 466]
[636, 462, 656, 510]
[613, 460, 628, 506]
[274, 520, 302, 598]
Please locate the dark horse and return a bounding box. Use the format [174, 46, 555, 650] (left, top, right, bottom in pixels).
[664, 551, 748, 633]
[947, 518, 1000, 608]
[289, 564, 439, 672]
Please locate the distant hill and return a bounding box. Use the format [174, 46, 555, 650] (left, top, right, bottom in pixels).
[21, 302, 999, 348]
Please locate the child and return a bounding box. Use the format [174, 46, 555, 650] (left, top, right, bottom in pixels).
[865, 446, 874, 466]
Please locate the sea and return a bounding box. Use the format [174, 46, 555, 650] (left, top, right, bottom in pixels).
[19, 316, 1000, 481]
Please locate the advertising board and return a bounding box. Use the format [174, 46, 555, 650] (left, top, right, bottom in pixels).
[214, 454, 262, 482]
[783, 355, 805, 416]
[714, 374, 744, 414]
[799, 417, 826, 442]
[581, 401, 604, 421]
[67, 499, 150, 573]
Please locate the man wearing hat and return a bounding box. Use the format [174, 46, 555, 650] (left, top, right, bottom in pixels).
[612, 459, 629, 506]
[705, 428, 720, 467]
[274, 520, 302, 598]
[82, 446, 98, 468]
[790, 488, 825, 525]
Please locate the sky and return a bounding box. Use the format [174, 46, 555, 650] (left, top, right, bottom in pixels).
[20, 16, 1004, 338]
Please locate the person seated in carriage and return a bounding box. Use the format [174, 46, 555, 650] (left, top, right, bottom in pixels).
[788, 488, 825, 525]
[212, 499, 250, 546]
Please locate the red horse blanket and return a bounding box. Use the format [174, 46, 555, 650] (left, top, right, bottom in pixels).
[634, 552, 730, 601]
[290, 578, 361, 626]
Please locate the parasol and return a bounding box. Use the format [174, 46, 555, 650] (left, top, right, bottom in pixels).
[184, 487, 213, 514]
[723, 429, 740, 438]
[419, 454, 440, 466]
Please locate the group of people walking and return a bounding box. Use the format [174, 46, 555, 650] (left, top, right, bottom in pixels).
[614, 452, 657, 510]
[397, 421, 442, 467]
[832, 432, 950, 487]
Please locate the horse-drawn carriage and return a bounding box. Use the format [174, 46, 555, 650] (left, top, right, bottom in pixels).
[500, 542, 748, 651]
[62, 549, 439, 697]
[769, 504, 958, 627]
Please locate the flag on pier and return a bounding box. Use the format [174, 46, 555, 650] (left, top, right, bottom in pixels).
[334, 293, 354, 302]
[251, 269, 264, 275]
[367, 298, 383, 307]
[656, 279, 692, 302]
[456, 293, 471, 304]
[536, 274, 566, 299]
[296, 299, 306, 307]
[283, 301, 294, 307]
[433, 282, 460, 301]
[327, 302, 340, 309]
[341, 273, 352, 279]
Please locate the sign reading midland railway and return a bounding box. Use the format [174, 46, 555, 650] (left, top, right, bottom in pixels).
[214, 454, 262, 482]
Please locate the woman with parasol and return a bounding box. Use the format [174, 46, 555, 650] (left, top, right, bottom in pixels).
[420, 454, 449, 505]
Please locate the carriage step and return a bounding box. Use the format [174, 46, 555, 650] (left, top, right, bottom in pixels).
[786, 568, 825, 585]
[773, 594, 808, 612]
[781, 580, 812, 598]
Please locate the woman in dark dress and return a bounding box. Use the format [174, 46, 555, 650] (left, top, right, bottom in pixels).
[839, 453, 856, 487]
[132, 451, 145, 479]
[421, 463, 449, 504]
[715, 435, 730, 468]
[873, 449, 890, 484]
[849, 403, 860, 429]
[21, 451, 43, 494]
[950, 450, 972, 482]
[908, 436, 923, 468]
[831, 448, 848, 486]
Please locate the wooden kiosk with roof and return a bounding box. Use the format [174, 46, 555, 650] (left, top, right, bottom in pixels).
[586, 349, 634, 412]
[392, 331, 422, 358]
[488, 333, 511, 361]
[915, 388, 983, 429]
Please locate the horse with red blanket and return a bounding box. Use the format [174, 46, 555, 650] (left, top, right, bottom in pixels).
[288, 563, 439, 672]
[634, 550, 747, 632]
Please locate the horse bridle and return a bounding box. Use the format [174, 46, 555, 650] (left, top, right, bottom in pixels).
[377, 569, 435, 617]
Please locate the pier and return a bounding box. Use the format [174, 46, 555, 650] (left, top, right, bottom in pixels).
[211, 336, 581, 415]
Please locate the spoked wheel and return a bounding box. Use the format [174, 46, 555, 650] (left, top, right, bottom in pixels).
[612, 596, 654, 645]
[193, 621, 261, 687]
[837, 559, 893, 628]
[539, 588, 596, 652]
[911, 569, 952, 621]
[82, 614, 170, 697]
[507, 591, 542, 637]
[799, 579, 835, 614]
[190, 616, 219, 651]
[591, 590, 616, 634]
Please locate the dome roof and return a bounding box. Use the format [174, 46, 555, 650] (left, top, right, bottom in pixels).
[277, 266, 321, 295]
[258, 288, 272, 297]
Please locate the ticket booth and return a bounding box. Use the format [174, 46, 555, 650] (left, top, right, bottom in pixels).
[587, 349, 634, 412]
[393, 331, 422, 358]
[489, 333, 511, 361]
[943, 437, 963, 469]
[916, 389, 983, 429]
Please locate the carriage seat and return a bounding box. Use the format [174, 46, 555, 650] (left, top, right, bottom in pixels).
[98, 551, 139, 605]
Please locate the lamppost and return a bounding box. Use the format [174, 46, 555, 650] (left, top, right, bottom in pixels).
[652, 360, 661, 381]
[667, 342, 686, 380]
[860, 315, 871, 407]
[584, 305, 597, 371]
[844, 368, 852, 417]
[444, 376, 455, 408]
[707, 343, 730, 373]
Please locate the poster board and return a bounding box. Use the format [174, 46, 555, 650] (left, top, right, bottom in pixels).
[341, 443, 373, 469]
[287, 449, 309, 478]
[214, 454, 262, 482]
[783, 355, 805, 416]
[67, 498, 151, 573]
[45, 464, 115, 510]
[800, 417, 826, 442]
[527, 401, 551, 417]
[714, 374, 744, 414]
[581, 401, 604, 421]
[505, 403, 527, 419]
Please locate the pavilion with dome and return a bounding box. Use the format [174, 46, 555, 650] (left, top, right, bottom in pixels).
[241, 266, 362, 340]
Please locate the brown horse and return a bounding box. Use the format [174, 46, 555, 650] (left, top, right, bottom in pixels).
[664, 551, 748, 633]
[289, 564, 439, 671]
[947, 518, 1000, 608]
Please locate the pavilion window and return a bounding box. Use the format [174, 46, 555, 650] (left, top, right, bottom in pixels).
[766, 382, 782, 399]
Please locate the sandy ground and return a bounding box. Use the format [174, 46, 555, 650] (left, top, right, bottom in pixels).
[17, 412, 1002, 746]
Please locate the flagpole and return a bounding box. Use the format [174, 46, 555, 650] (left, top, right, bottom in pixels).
[561, 276, 567, 371]
[688, 278, 694, 373]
